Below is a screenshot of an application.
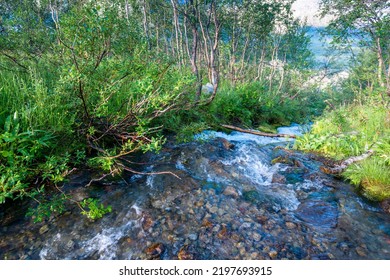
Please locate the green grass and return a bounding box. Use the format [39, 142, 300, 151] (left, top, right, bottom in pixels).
[0, 68, 75, 134]
[344, 158, 390, 201]
[295, 103, 390, 201]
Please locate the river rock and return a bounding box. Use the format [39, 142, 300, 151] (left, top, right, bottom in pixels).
[355, 247, 367, 257]
[380, 199, 390, 214]
[295, 200, 338, 228]
[223, 186, 239, 198]
[286, 222, 297, 229]
[188, 233, 198, 241]
[65, 240, 75, 250]
[252, 233, 261, 242]
[178, 246, 193, 260]
[217, 224, 228, 239]
[142, 213, 153, 231]
[71, 188, 89, 202]
[39, 225, 49, 235]
[218, 138, 235, 150]
[256, 215, 268, 225]
[272, 174, 286, 184]
[145, 243, 165, 259]
[209, 206, 218, 214]
[268, 250, 278, 259]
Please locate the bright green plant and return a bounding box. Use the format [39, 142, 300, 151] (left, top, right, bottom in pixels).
[0, 113, 53, 203]
[80, 198, 112, 220]
[295, 102, 390, 201]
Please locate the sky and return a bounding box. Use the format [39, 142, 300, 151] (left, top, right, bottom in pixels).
[292, 0, 332, 27]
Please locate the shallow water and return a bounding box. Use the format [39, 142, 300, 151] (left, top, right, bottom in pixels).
[1, 129, 390, 260]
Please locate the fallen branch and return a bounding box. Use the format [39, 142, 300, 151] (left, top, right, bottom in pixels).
[220, 124, 296, 139]
[320, 150, 374, 174]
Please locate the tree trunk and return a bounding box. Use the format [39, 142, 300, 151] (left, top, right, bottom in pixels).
[320, 150, 374, 174]
[221, 124, 296, 138]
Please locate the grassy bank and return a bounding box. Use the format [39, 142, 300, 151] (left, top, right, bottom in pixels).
[295, 103, 390, 201]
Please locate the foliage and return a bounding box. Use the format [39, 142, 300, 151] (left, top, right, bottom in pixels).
[344, 158, 390, 201]
[80, 198, 112, 220]
[26, 194, 68, 223]
[295, 102, 390, 201]
[0, 113, 54, 203]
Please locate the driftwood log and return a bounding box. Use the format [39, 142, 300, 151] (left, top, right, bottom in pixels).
[320, 150, 374, 174]
[220, 124, 297, 138]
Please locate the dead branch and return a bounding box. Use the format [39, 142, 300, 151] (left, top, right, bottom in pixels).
[320, 150, 374, 174]
[220, 124, 296, 139]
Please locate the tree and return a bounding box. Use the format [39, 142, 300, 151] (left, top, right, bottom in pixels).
[320, 0, 390, 98]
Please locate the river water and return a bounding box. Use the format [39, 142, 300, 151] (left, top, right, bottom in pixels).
[1, 127, 389, 260]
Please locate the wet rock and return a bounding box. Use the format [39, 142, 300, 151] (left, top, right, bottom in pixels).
[39, 225, 49, 235]
[239, 248, 246, 256]
[223, 186, 239, 198]
[252, 233, 261, 242]
[151, 200, 164, 209]
[272, 174, 286, 184]
[271, 156, 292, 165]
[212, 224, 221, 232]
[71, 188, 89, 202]
[311, 254, 331, 260]
[217, 224, 228, 239]
[256, 215, 268, 225]
[239, 222, 251, 230]
[285, 222, 297, 230]
[145, 243, 165, 259]
[218, 138, 235, 150]
[142, 213, 153, 231]
[293, 159, 305, 168]
[355, 247, 367, 257]
[295, 200, 338, 228]
[178, 246, 193, 260]
[188, 233, 198, 241]
[65, 240, 75, 250]
[268, 250, 278, 259]
[250, 252, 259, 259]
[201, 218, 213, 228]
[380, 199, 390, 214]
[209, 206, 218, 214]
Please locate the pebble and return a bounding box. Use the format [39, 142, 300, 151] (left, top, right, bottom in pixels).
[178, 246, 193, 260]
[188, 233, 198, 241]
[256, 216, 268, 224]
[250, 252, 259, 259]
[239, 248, 246, 256]
[65, 240, 75, 250]
[151, 200, 163, 209]
[269, 250, 278, 259]
[39, 225, 49, 235]
[223, 186, 239, 198]
[252, 233, 261, 242]
[356, 247, 367, 257]
[209, 206, 218, 214]
[212, 224, 221, 232]
[286, 222, 297, 229]
[145, 243, 165, 259]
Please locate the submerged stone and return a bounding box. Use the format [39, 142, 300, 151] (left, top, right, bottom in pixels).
[145, 243, 165, 259]
[295, 200, 338, 228]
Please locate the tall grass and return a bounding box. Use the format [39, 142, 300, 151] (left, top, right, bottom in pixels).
[0, 68, 75, 134]
[295, 102, 390, 201]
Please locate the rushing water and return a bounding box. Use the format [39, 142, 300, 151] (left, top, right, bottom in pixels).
[1, 128, 390, 260]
